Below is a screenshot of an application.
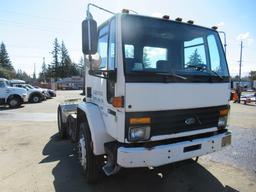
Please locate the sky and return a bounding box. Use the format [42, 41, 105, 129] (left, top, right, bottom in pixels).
[0, 0, 255, 77]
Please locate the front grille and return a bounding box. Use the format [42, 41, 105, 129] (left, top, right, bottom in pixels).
[125, 105, 228, 138]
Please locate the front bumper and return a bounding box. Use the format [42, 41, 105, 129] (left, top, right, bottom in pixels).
[22, 94, 29, 103]
[117, 131, 231, 168]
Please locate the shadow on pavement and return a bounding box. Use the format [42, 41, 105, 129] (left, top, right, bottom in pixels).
[0, 105, 24, 111]
[40, 134, 239, 192]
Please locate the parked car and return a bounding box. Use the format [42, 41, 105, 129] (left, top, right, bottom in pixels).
[13, 84, 45, 103]
[34, 86, 56, 97]
[24, 84, 51, 99]
[0, 78, 28, 108]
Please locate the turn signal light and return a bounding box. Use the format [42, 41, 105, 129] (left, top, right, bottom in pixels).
[219, 108, 229, 117]
[112, 96, 124, 108]
[129, 117, 151, 124]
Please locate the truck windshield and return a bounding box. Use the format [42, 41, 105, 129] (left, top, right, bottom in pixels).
[121, 15, 229, 83]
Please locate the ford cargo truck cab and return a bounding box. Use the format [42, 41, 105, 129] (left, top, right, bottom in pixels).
[0, 78, 28, 108]
[58, 4, 231, 183]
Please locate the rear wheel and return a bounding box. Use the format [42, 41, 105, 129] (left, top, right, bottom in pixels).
[8, 96, 21, 108]
[78, 121, 102, 183]
[57, 106, 67, 139]
[30, 94, 41, 103]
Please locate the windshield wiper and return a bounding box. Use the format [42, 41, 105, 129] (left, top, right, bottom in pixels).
[156, 72, 187, 80]
[186, 64, 223, 80]
[129, 70, 187, 80]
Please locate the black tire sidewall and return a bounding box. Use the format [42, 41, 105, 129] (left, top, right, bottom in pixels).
[57, 107, 66, 138]
[79, 122, 100, 183]
[31, 94, 40, 103]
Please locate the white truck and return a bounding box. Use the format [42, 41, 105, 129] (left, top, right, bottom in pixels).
[0, 78, 28, 108]
[57, 4, 232, 183]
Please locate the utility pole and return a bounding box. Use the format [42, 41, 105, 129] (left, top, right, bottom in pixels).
[239, 41, 243, 85]
[238, 41, 243, 103]
[43, 57, 46, 82]
[33, 63, 36, 80]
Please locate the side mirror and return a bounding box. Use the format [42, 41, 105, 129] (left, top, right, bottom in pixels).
[82, 18, 98, 55]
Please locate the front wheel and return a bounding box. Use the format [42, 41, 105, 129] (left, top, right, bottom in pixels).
[78, 122, 102, 183]
[8, 96, 21, 108]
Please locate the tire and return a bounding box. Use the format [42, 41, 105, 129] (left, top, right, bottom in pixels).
[30, 94, 41, 103]
[57, 106, 67, 139]
[8, 96, 21, 108]
[78, 121, 102, 183]
[67, 115, 78, 143]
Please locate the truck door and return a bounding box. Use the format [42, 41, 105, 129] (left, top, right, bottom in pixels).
[104, 18, 118, 138]
[88, 18, 118, 138]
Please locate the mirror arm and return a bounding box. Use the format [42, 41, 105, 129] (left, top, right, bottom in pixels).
[88, 54, 92, 70]
[88, 69, 117, 82]
[87, 3, 115, 15]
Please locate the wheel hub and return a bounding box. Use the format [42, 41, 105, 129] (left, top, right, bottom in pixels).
[78, 134, 87, 169]
[33, 97, 39, 102]
[10, 99, 18, 106]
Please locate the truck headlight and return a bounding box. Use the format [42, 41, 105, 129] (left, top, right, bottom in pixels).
[218, 116, 228, 129]
[22, 93, 27, 98]
[218, 108, 229, 129]
[129, 126, 150, 142]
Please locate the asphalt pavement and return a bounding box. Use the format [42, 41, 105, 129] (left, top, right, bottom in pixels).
[0, 91, 255, 192]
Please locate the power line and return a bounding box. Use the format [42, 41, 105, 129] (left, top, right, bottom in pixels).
[0, 20, 77, 34]
[9, 55, 44, 58]
[0, 9, 75, 23]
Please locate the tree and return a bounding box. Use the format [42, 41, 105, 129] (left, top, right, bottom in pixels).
[187, 49, 203, 66]
[0, 67, 15, 79]
[50, 38, 60, 80]
[249, 71, 256, 81]
[0, 42, 14, 71]
[15, 69, 33, 83]
[38, 58, 48, 82]
[231, 75, 240, 81]
[60, 41, 72, 78]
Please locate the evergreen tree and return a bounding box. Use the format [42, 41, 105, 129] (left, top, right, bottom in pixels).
[78, 56, 85, 76]
[187, 49, 203, 66]
[60, 41, 72, 78]
[0, 42, 14, 71]
[50, 38, 60, 80]
[249, 71, 256, 81]
[0, 67, 15, 79]
[15, 69, 32, 83]
[38, 58, 48, 82]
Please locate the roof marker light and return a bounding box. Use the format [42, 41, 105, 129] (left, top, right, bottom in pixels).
[187, 20, 194, 24]
[212, 26, 218, 30]
[175, 17, 182, 22]
[162, 15, 170, 20]
[122, 9, 129, 14]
